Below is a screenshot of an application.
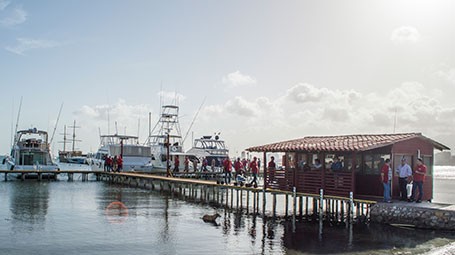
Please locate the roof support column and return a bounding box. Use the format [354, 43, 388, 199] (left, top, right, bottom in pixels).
[263, 151, 267, 190]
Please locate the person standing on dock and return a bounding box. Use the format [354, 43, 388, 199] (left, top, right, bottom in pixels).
[268, 156, 276, 183]
[396, 157, 412, 201]
[192, 158, 198, 172]
[113, 155, 118, 172]
[409, 157, 427, 203]
[211, 158, 216, 172]
[184, 156, 190, 173]
[380, 159, 392, 203]
[174, 156, 180, 173]
[117, 155, 123, 172]
[202, 157, 208, 172]
[249, 157, 259, 187]
[234, 157, 243, 179]
[223, 157, 232, 184]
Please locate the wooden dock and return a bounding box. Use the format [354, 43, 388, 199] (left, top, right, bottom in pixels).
[0, 169, 375, 223]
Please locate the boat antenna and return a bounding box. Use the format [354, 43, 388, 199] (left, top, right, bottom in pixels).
[148, 112, 151, 145]
[10, 98, 14, 147]
[12, 96, 23, 146]
[115, 121, 118, 135]
[137, 118, 140, 142]
[50, 102, 64, 146]
[182, 97, 206, 144]
[107, 105, 110, 135]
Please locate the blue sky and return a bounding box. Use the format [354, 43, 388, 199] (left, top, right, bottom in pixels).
[1, 0, 455, 156]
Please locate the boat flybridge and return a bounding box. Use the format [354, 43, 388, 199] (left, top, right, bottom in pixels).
[88, 134, 153, 172]
[186, 133, 229, 168]
[5, 127, 60, 178]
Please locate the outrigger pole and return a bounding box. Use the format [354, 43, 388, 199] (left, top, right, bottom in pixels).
[182, 97, 206, 145]
[12, 96, 23, 146]
[50, 103, 64, 146]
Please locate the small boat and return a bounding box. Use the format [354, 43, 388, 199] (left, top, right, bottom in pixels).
[87, 134, 153, 172]
[5, 128, 60, 179]
[186, 133, 229, 168]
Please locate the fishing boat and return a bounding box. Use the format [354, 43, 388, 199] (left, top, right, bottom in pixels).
[87, 134, 153, 172]
[147, 104, 195, 171]
[5, 128, 60, 179]
[186, 133, 229, 168]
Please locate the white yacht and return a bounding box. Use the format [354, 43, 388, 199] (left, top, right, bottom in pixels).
[147, 104, 195, 171]
[186, 133, 229, 168]
[88, 134, 153, 172]
[5, 128, 60, 178]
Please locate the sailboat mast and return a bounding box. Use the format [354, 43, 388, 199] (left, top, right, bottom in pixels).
[72, 120, 76, 152]
[63, 125, 67, 152]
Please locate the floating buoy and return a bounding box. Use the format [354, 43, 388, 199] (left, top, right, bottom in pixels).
[105, 201, 129, 224]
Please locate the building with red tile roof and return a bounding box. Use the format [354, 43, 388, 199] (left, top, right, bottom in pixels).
[247, 133, 449, 200]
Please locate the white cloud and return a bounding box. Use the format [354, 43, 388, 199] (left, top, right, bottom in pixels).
[197, 81, 455, 154]
[390, 26, 421, 44]
[436, 67, 455, 84]
[0, 0, 10, 11]
[5, 38, 61, 55]
[0, 5, 27, 27]
[222, 70, 257, 87]
[225, 96, 260, 117]
[285, 82, 361, 105]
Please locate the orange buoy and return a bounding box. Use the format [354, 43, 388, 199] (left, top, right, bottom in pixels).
[105, 201, 129, 224]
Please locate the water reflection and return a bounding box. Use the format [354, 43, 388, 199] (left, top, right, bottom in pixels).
[9, 182, 49, 229]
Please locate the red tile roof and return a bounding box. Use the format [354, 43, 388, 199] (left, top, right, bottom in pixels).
[246, 133, 449, 152]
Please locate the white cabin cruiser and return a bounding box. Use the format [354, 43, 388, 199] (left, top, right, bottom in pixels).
[88, 134, 153, 172]
[186, 134, 229, 168]
[5, 128, 59, 179]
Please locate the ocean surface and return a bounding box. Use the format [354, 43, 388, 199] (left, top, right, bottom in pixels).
[0, 164, 454, 255]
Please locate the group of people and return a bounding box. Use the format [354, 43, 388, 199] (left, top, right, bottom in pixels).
[220, 156, 260, 187]
[103, 155, 123, 172]
[381, 157, 427, 203]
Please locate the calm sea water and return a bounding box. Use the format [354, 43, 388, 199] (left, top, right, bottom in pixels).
[0, 164, 454, 254]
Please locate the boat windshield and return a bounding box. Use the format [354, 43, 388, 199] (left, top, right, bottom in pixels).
[109, 145, 151, 157]
[194, 139, 226, 150]
[18, 151, 49, 165]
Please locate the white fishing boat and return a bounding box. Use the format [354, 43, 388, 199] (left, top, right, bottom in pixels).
[87, 134, 153, 172]
[147, 104, 195, 171]
[186, 133, 229, 168]
[5, 128, 60, 179]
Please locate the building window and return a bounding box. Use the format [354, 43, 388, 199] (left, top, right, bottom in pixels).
[362, 153, 390, 175]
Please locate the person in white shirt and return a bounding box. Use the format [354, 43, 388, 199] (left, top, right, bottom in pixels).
[396, 157, 412, 201]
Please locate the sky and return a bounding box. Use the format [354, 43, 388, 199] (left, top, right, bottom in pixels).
[1, 0, 454, 157]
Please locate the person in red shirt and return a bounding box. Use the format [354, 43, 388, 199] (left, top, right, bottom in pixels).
[174, 156, 180, 173]
[410, 157, 427, 203]
[234, 157, 243, 178]
[380, 159, 392, 203]
[117, 155, 123, 172]
[249, 157, 259, 187]
[184, 156, 190, 173]
[223, 158, 232, 184]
